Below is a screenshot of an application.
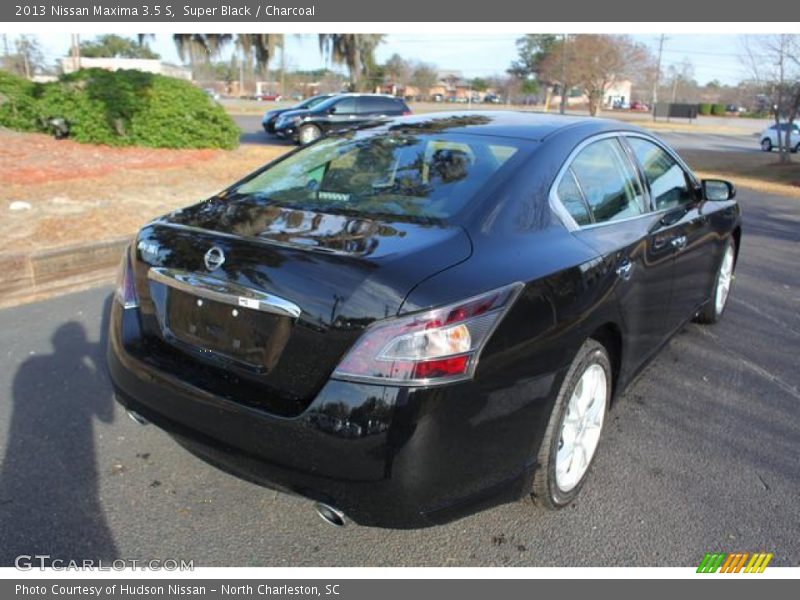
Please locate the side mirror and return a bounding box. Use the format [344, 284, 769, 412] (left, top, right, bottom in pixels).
[702, 179, 736, 201]
[327, 106, 337, 114]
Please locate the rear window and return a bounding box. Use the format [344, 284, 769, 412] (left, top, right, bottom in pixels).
[360, 96, 405, 113]
[231, 132, 523, 220]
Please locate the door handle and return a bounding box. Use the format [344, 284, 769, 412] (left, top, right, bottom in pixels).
[670, 235, 688, 250]
[615, 260, 633, 281]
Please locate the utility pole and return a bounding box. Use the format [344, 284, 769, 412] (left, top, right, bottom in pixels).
[70, 33, 81, 71]
[652, 34, 665, 121]
[239, 44, 245, 97]
[559, 33, 568, 115]
[279, 45, 286, 98]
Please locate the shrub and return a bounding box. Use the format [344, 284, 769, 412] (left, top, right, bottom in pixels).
[698, 103, 712, 116]
[711, 103, 727, 116]
[0, 68, 240, 149]
[0, 70, 42, 132]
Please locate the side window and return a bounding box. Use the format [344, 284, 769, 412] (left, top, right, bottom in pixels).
[556, 168, 592, 226]
[333, 97, 357, 114]
[627, 137, 694, 210]
[357, 97, 396, 114]
[569, 138, 647, 224]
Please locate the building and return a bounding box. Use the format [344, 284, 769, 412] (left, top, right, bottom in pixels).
[378, 70, 495, 102]
[550, 79, 634, 109]
[59, 57, 192, 81]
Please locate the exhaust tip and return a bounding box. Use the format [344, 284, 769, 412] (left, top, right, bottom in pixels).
[314, 502, 347, 527]
[126, 409, 149, 426]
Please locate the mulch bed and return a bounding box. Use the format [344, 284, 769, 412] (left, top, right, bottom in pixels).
[0, 129, 219, 185]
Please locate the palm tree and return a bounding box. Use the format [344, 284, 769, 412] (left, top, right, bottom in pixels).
[237, 34, 283, 78]
[170, 34, 283, 79]
[318, 34, 385, 91]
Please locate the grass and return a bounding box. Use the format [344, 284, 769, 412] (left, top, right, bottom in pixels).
[680, 149, 800, 197]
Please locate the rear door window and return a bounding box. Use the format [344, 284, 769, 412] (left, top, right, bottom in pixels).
[556, 168, 592, 226]
[357, 97, 400, 114]
[332, 97, 357, 114]
[569, 138, 647, 224]
[627, 137, 694, 211]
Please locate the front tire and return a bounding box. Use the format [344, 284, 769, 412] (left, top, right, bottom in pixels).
[761, 138, 773, 152]
[695, 238, 736, 325]
[298, 124, 322, 145]
[532, 339, 611, 509]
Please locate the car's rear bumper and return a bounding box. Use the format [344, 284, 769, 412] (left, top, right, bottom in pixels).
[107, 300, 559, 528]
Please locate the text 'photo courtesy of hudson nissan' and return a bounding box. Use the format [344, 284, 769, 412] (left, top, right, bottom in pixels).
[108, 111, 741, 528]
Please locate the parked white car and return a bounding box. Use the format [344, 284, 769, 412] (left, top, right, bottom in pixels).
[760, 122, 800, 152]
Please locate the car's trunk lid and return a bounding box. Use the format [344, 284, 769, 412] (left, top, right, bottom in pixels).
[130, 202, 471, 416]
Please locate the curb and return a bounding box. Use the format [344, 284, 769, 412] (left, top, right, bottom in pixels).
[0, 236, 130, 308]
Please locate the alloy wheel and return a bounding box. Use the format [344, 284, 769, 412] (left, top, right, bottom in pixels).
[300, 125, 320, 145]
[555, 363, 607, 492]
[715, 244, 735, 315]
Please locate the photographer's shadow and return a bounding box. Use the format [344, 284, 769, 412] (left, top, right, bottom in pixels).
[0, 297, 118, 564]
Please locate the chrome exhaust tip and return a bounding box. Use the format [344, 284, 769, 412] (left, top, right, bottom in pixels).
[126, 409, 150, 426]
[314, 502, 347, 527]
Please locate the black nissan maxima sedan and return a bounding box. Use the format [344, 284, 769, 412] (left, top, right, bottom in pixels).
[108, 112, 741, 528]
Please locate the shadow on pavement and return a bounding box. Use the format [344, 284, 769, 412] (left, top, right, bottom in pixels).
[0, 296, 118, 565]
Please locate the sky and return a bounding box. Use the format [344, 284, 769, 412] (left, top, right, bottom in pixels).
[28, 32, 749, 86]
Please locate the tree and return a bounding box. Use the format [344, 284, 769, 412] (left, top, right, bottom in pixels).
[5, 35, 45, 79]
[318, 34, 385, 91]
[169, 34, 283, 83]
[383, 53, 412, 87]
[539, 34, 642, 116]
[507, 34, 558, 108]
[410, 62, 438, 99]
[470, 78, 488, 92]
[79, 34, 160, 59]
[742, 34, 800, 163]
[665, 58, 697, 103]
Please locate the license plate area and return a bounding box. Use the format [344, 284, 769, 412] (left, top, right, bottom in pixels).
[165, 288, 290, 372]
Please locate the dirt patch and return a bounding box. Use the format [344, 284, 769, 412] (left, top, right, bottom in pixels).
[0, 129, 222, 185]
[0, 130, 290, 254]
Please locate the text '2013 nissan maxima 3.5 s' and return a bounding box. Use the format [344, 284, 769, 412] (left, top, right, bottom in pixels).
[108, 112, 741, 528]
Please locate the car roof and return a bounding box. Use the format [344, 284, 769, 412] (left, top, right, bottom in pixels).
[330, 93, 402, 99]
[376, 110, 648, 141]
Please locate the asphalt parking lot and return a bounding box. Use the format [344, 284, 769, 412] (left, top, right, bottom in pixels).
[0, 185, 798, 564]
[232, 113, 761, 154]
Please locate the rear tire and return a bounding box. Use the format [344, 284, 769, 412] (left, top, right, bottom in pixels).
[761, 138, 773, 152]
[298, 124, 322, 145]
[793, 142, 800, 154]
[695, 238, 736, 325]
[532, 339, 611, 510]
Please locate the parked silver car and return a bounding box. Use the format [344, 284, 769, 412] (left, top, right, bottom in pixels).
[759, 122, 800, 152]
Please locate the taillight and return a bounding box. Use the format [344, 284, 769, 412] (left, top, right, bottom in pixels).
[402, 110, 412, 116]
[114, 248, 139, 309]
[332, 282, 523, 385]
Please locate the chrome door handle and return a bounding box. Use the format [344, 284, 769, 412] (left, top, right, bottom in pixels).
[615, 260, 633, 281]
[671, 235, 688, 250]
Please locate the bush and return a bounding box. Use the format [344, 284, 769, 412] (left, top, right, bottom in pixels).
[698, 103, 712, 116]
[0, 68, 239, 149]
[0, 70, 43, 132]
[711, 103, 727, 116]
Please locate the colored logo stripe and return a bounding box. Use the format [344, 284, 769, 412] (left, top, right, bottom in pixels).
[697, 552, 773, 573]
[745, 553, 773, 573]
